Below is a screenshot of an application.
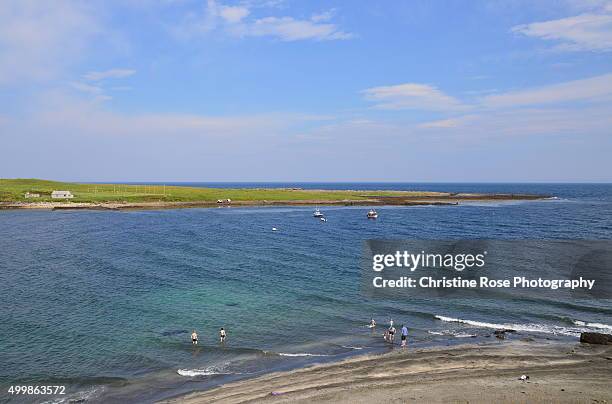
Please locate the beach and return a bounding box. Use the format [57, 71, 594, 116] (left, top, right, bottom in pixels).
[1, 183, 611, 403]
[166, 341, 612, 404]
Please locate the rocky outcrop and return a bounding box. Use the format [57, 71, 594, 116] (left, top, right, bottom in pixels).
[494, 329, 516, 340]
[580, 332, 612, 345]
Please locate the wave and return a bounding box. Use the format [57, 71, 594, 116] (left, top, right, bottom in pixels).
[572, 320, 612, 331]
[41, 386, 105, 404]
[277, 352, 331, 357]
[428, 330, 476, 338]
[177, 365, 236, 377]
[340, 345, 364, 350]
[434, 315, 599, 337]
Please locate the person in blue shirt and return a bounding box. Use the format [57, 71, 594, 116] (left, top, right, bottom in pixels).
[401, 325, 408, 347]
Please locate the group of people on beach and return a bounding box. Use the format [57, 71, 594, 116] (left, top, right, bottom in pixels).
[370, 318, 408, 347]
[191, 320, 405, 349]
[191, 328, 226, 345]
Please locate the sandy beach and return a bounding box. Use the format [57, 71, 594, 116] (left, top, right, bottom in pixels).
[165, 341, 612, 404]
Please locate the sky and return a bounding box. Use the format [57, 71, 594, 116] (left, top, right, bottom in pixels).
[1, 0, 612, 182]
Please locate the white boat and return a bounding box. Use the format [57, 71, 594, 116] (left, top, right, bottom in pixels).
[367, 209, 378, 219]
[313, 208, 324, 218]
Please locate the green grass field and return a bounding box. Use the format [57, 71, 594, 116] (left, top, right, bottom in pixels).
[0, 179, 441, 203]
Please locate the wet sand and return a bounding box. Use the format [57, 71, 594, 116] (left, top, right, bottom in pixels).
[164, 341, 612, 403]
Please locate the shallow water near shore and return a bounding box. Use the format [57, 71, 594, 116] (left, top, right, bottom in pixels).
[1, 183, 611, 403]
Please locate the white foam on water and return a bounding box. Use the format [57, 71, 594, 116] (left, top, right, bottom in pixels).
[42, 386, 105, 404]
[428, 330, 475, 338]
[278, 352, 330, 357]
[341, 345, 364, 350]
[573, 320, 612, 331]
[177, 365, 234, 377]
[434, 315, 597, 337]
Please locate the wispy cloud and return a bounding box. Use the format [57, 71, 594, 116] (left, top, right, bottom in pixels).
[418, 116, 476, 128]
[311, 9, 336, 23]
[182, 0, 352, 42]
[71, 68, 135, 101]
[512, 3, 612, 52]
[83, 69, 136, 81]
[69, 81, 112, 102]
[483, 73, 612, 107]
[362, 83, 466, 111]
[367, 72, 612, 124]
[235, 16, 352, 41]
[417, 105, 612, 139]
[219, 4, 250, 23]
[414, 72, 612, 138]
[0, 0, 101, 84]
[17, 90, 327, 139]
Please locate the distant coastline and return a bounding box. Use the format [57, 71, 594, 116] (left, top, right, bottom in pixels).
[0, 178, 549, 210]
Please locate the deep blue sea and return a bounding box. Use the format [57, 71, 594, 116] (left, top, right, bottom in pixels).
[1, 183, 611, 403]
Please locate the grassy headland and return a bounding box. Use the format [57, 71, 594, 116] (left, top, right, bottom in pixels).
[0, 179, 548, 210]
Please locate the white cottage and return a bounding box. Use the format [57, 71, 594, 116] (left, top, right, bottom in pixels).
[51, 190, 74, 199]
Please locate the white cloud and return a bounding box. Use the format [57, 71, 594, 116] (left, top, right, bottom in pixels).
[311, 9, 336, 23]
[184, 1, 352, 42]
[371, 73, 612, 139]
[366, 73, 612, 121]
[69, 69, 135, 102]
[15, 90, 319, 139]
[69, 81, 113, 102]
[512, 5, 612, 51]
[219, 6, 250, 23]
[0, 0, 101, 84]
[240, 16, 352, 41]
[417, 106, 612, 139]
[83, 69, 136, 81]
[483, 73, 612, 107]
[362, 83, 466, 111]
[70, 81, 103, 95]
[419, 116, 476, 128]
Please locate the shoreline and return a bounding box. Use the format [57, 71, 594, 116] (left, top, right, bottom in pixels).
[0, 193, 549, 211]
[162, 341, 612, 404]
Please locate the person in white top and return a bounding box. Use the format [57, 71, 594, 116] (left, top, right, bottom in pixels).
[388, 325, 396, 343]
[191, 330, 198, 345]
[219, 327, 226, 343]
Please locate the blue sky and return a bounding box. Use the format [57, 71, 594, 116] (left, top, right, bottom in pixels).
[1, 0, 611, 181]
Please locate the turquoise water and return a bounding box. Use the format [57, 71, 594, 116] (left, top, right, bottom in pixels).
[1, 183, 611, 403]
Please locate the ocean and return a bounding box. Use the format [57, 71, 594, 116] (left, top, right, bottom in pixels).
[1, 183, 611, 403]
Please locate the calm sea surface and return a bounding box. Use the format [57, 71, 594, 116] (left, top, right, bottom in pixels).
[1, 183, 611, 403]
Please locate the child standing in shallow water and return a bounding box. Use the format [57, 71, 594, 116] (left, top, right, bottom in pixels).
[401, 324, 408, 347]
[219, 328, 226, 343]
[191, 330, 198, 345]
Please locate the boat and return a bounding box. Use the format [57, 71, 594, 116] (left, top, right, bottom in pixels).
[313, 208, 324, 218]
[367, 209, 378, 219]
[320, 217, 327, 222]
